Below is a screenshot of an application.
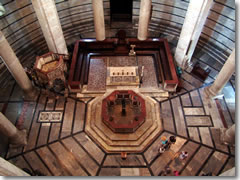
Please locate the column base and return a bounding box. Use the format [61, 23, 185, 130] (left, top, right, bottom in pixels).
[176, 55, 190, 70]
[23, 87, 39, 101]
[203, 86, 219, 99]
[219, 128, 235, 146]
[9, 129, 28, 147]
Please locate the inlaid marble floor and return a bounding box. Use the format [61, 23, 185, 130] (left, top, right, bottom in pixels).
[87, 56, 158, 91]
[0, 67, 235, 176]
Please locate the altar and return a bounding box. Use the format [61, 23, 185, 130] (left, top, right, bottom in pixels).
[106, 66, 140, 87]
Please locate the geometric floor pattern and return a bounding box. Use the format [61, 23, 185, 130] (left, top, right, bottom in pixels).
[0, 69, 235, 176]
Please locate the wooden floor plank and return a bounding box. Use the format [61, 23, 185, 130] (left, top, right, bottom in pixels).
[169, 141, 200, 172]
[103, 154, 146, 166]
[24, 151, 52, 176]
[61, 98, 75, 138]
[150, 136, 186, 175]
[37, 146, 70, 176]
[24, 95, 47, 151]
[199, 151, 228, 176]
[180, 146, 212, 176]
[144, 132, 171, 164]
[188, 127, 200, 142]
[181, 93, 192, 106]
[22, 102, 36, 130]
[62, 137, 98, 176]
[183, 107, 205, 115]
[72, 102, 85, 133]
[150, 150, 175, 175]
[199, 127, 214, 147]
[99, 168, 120, 176]
[161, 101, 175, 133]
[49, 141, 87, 176]
[210, 128, 229, 153]
[186, 116, 212, 126]
[48, 97, 65, 142]
[171, 98, 188, 137]
[190, 90, 202, 106]
[74, 133, 104, 165]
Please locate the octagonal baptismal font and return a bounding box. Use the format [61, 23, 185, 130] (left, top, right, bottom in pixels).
[85, 89, 163, 153]
[102, 90, 146, 133]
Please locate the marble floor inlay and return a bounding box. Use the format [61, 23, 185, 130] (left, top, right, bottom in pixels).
[87, 58, 107, 91]
[38, 111, 63, 123]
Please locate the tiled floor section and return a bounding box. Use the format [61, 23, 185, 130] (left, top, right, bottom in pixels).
[0, 67, 235, 176]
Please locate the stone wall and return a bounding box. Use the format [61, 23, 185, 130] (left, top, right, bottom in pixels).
[0, 0, 235, 87]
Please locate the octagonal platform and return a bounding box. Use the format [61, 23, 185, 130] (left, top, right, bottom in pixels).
[85, 89, 163, 153]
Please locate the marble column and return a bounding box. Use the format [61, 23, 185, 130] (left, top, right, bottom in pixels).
[0, 31, 36, 99]
[138, 0, 151, 40]
[0, 157, 30, 176]
[32, 0, 68, 55]
[0, 112, 27, 147]
[92, 0, 105, 41]
[220, 124, 235, 146]
[174, 0, 213, 69]
[204, 49, 235, 98]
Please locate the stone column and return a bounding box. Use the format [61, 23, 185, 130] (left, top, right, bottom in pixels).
[204, 49, 235, 98]
[0, 112, 27, 147]
[220, 124, 235, 146]
[92, 0, 105, 41]
[138, 0, 151, 40]
[32, 0, 68, 55]
[0, 157, 30, 176]
[219, 167, 235, 176]
[0, 31, 36, 99]
[174, 0, 213, 68]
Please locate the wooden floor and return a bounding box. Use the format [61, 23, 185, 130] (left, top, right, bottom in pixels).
[0, 69, 235, 176]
